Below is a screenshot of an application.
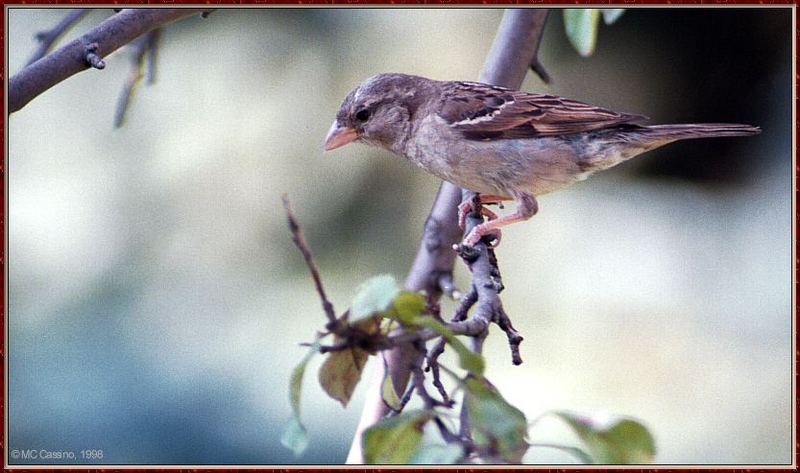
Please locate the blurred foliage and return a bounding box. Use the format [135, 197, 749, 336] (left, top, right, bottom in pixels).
[552, 411, 656, 464]
[362, 410, 432, 464]
[563, 9, 625, 57]
[284, 275, 656, 464]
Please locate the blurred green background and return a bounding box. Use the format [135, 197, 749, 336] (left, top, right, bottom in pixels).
[8, 7, 792, 465]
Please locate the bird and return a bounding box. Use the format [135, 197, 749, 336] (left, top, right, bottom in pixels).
[323, 73, 760, 247]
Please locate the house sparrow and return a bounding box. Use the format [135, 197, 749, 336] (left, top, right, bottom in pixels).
[324, 73, 760, 247]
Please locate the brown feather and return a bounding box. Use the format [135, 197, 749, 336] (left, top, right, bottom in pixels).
[437, 81, 648, 140]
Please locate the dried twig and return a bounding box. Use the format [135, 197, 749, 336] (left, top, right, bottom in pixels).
[26, 9, 90, 67]
[496, 307, 524, 365]
[410, 341, 439, 409]
[282, 196, 337, 326]
[425, 286, 478, 400]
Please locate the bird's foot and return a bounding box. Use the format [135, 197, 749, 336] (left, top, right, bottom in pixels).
[458, 200, 499, 230]
[461, 224, 502, 248]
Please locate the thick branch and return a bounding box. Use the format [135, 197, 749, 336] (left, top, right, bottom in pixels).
[9, 8, 206, 114]
[480, 9, 550, 88]
[346, 8, 550, 464]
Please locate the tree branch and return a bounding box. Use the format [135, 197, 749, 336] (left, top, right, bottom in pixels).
[9, 8, 207, 114]
[346, 8, 550, 464]
[26, 9, 90, 67]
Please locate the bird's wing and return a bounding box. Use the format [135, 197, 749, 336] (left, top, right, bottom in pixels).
[437, 81, 647, 139]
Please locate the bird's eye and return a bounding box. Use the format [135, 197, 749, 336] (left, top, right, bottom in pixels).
[355, 109, 371, 121]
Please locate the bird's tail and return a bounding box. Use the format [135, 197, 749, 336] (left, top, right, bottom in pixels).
[643, 123, 761, 141]
[581, 123, 760, 174]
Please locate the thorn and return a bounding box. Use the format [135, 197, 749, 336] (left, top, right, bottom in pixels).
[530, 59, 551, 84]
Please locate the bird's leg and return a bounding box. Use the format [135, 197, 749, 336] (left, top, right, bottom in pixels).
[457, 200, 473, 230]
[457, 194, 511, 230]
[458, 202, 500, 229]
[463, 193, 538, 247]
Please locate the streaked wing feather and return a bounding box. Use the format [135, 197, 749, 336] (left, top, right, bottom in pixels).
[438, 81, 647, 139]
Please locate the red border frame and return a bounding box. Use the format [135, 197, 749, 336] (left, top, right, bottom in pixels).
[1, 2, 796, 472]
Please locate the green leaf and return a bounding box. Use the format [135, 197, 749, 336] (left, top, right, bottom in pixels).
[563, 9, 601, 57]
[280, 416, 309, 456]
[528, 443, 593, 464]
[601, 9, 625, 25]
[390, 291, 484, 376]
[318, 344, 369, 407]
[553, 411, 656, 464]
[413, 317, 484, 376]
[362, 410, 432, 464]
[381, 367, 403, 411]
[281, 343, 319, 456]
[389, 291, 484, 375]
[465, 377, 529, 463]
[351, 275, 400, 321]
[409, 443, 464, 464]
[391, 291, 426, 324]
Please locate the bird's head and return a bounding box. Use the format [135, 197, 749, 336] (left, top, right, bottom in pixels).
[324, 73, 433, 153]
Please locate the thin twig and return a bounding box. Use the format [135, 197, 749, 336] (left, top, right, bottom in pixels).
[26, 9, 90, 67]
[495, 307, 524, 365]
[410, 340, 452, 410]
[146, 29, 160, 84]
[425, 286, 478, 400]
[412, 345, 437, 409]
[433, 417, 463, 446]
[114, 30, 160, 128]
[282, 196, 337, 326]
[386, 384, 415, 418]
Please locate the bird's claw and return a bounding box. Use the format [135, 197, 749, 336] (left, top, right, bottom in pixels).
[457, 197, 502, 250]
[462, 225, 502, 248]
[458, 200, 499, 230]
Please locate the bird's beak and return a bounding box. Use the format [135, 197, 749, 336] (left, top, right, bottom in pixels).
[323, 122, 358, 151]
